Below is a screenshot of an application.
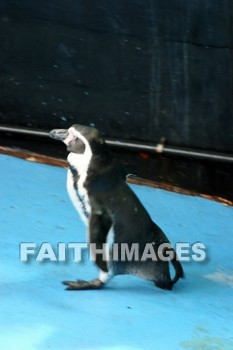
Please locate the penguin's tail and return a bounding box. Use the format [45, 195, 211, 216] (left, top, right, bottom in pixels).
[171, 250, 184, 285]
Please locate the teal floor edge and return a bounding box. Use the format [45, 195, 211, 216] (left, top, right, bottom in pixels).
[0, 154, 233, 350]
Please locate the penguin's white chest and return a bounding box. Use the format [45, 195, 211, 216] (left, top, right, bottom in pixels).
[66, 152, 92, 225]
[67, 169, 90, 224]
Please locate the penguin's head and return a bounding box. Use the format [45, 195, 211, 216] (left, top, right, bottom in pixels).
[49, 124, 105, 155]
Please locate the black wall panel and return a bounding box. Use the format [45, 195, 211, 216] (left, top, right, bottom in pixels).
[0, 0, 232, 151]
[0, 1, 233, 200]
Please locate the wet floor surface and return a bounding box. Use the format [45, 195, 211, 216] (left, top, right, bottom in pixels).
[0, 154, 233, 350]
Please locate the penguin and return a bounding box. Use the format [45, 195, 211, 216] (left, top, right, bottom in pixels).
[50, 124, 184, 291]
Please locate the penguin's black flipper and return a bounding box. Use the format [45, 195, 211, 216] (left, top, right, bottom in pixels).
[88, 212, 112, 272]
[63, 279, 104, 290]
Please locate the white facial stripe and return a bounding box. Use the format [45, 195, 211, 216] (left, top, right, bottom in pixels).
[64, 127, 89, 146]
[68, 127, 87, 146]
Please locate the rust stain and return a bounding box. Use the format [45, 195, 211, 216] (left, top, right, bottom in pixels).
[127, 176, 233, 207]
[139, 152, 150, 159]
[0, 146, 67, 168]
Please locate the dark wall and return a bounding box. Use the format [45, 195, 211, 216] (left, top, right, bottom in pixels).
[0, 0, 233, 152]
[0, 0, 233, 201]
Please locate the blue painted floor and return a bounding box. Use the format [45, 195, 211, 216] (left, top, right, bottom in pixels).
[0, 154, 233, 350]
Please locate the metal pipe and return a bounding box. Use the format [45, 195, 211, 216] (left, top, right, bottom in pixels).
[0, 125, 233, 163]
[0, 125, 49, 138]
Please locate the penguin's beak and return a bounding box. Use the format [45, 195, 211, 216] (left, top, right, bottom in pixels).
[49, 129, 69, 141]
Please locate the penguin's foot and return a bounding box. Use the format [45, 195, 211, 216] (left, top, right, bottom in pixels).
[62, 278, 104, 290]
